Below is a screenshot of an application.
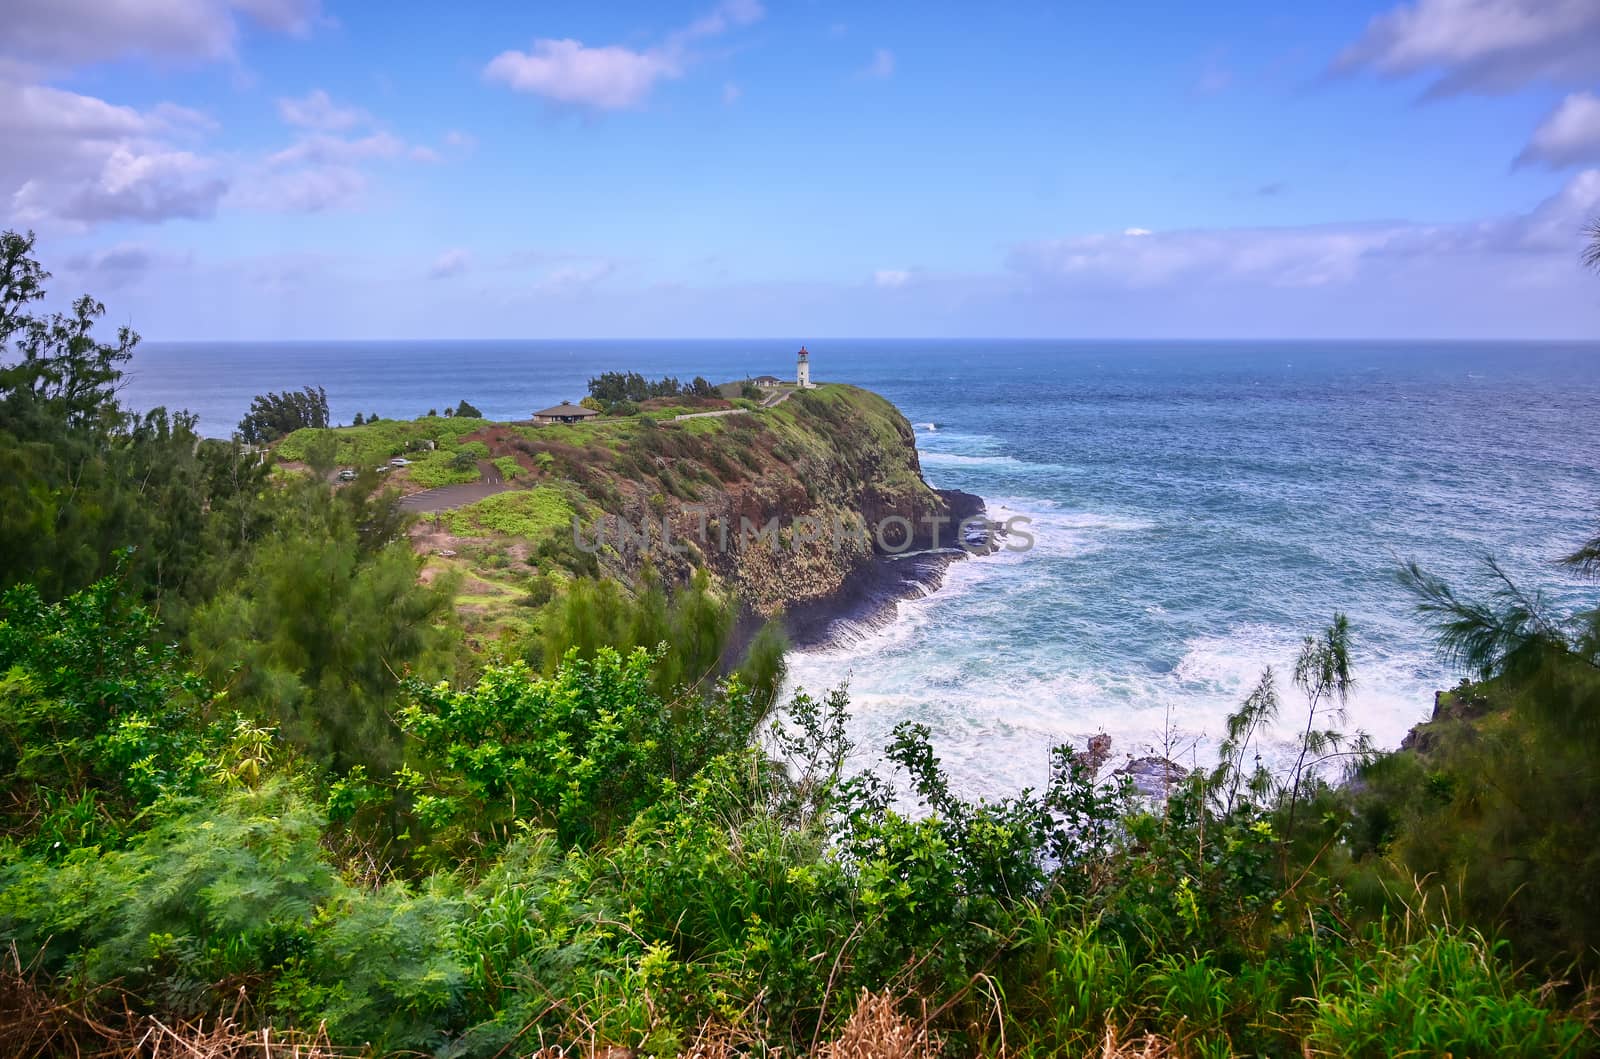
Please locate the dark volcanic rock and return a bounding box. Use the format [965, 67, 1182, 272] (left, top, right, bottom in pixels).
[1115, 755, 1189, 798]
[1400, 682, 1495, 754]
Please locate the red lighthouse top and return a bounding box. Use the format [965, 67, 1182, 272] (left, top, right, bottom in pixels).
[798, 345, 809, 358]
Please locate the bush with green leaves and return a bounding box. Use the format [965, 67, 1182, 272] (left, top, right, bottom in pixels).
[395, 646, 774, 854]
[0, 780, 335, 1008]
[0, 564, 218, 850]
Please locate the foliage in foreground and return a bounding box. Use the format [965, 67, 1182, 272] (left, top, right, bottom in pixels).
[1, 569, 1594, 1057]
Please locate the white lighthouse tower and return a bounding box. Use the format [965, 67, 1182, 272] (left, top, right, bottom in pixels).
[796, 345, 813, 389]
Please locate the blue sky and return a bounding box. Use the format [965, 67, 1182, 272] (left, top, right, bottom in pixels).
[7, 0, 1600, 338]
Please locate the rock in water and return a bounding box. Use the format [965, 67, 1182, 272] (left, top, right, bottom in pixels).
[1114, 755, 1189, 798]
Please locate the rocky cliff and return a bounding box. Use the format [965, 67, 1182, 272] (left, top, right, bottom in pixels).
[316, 385, 989, 637]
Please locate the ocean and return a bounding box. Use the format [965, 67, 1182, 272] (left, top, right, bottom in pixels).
[124, 339, 1600, 795]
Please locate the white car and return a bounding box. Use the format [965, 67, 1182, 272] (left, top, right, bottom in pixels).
[390, 457, 411, 466]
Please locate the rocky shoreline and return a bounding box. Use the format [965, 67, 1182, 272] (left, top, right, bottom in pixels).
[784, 488, 998, 649]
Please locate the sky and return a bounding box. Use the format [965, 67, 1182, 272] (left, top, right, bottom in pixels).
[7, 0, 1600, 340]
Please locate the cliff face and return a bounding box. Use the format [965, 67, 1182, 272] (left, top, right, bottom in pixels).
[515, 386, 971, 615]
[281, 384, 982, 635]
[375, 385, 978, 629]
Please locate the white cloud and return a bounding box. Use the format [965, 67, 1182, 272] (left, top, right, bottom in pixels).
[3, 0, 322, 66]
[874, 269, 911, 288]
[722, 81, 742, 105]
[443, 129, 478, 150]
[1009, 168, 1600, 292]
[277, 89, 368, 132]
[229, 0, 321, 35]
[430, 248, 471, 279]
[863, 48, 895, 79]
[1517, 92, 1600, 168]
[254, 91, 438, 210]
[484, 0, 764, 110]
[485, 40, 678, 109]
[268, 131, 411, 167]
[63, 243, 192, 288]
[230, 164, 367, 212]
[0, 79, 227, 226]
[674, 0, 763, 44]
[1336, 0, 1600, 96]
[535, 260, 619, 294]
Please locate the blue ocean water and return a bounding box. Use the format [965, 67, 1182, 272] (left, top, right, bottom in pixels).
[126, 339, 1600, 794]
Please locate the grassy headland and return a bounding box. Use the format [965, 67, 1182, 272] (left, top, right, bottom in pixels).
[275, 384, 957, 646]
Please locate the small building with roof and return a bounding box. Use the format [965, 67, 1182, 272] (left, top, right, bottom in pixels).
[533, 402, 601, 425]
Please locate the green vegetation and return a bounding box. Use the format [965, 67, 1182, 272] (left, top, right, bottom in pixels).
[445, 485, 577, 538]
[237, 386, 329, 445]
[1, 229, 1597, 1056]
[588, 370, 718, 406]
[277, 415, 489, 469]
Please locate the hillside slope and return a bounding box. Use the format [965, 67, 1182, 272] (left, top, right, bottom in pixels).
[277, 385, 983, 636]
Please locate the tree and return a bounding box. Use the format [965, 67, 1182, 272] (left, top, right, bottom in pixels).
[0, 230, 260, 606]
[237, 386, 330, 445]
[1370, 538, 1600, 972]
[453, 399, 482, 418]
[353, 412, 365, 426]
[188, 476, 459, 775]
[538, 570, 785, 710]
[689, 376, 717, 398]
[587, 371, 683, 404]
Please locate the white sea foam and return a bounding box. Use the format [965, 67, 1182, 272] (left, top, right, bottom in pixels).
[783, 497, 1183, 795]
[918, 451, 1034, 469]
[1171, 626, 1439, 764]
[783, 498, 1441, 799]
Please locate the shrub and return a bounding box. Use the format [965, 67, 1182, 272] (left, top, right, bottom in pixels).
[446, 487, 576, 539]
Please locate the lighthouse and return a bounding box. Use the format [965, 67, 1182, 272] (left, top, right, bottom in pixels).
[796, 345, 813, 389]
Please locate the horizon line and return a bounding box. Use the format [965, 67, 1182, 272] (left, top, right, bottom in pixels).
[136, 335, 1600, 345]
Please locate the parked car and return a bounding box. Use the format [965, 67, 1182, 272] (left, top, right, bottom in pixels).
[336, 468, 356, 481]
[390, 457, 411, 466]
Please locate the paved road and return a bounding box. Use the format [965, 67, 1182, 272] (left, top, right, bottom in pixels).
[671, 389, 792, 422]
[672, 407, 751, 422]
[397, 460, 510, 513]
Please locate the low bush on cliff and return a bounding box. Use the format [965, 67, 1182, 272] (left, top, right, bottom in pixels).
[277, 415, 490, 468]
[445, 485, 578, 539]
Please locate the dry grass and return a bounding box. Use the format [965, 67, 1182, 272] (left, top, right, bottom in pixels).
[0, 951, 357, 1059]
[816, 991, 939, 1059]
[3, 951, 1183, 1059]
[1096, 1025, 1176, 1058]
